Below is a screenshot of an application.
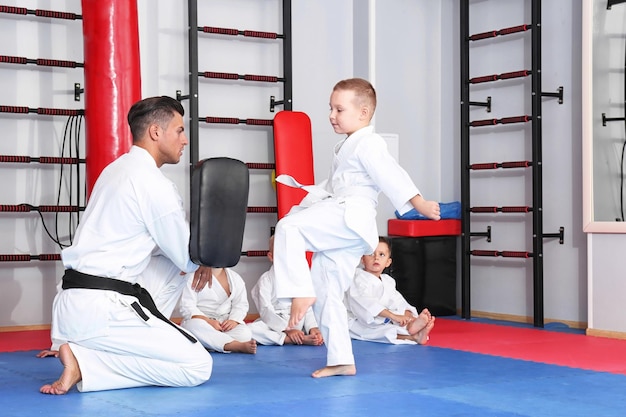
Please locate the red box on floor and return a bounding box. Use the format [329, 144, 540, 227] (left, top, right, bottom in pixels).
[387, 219, 461, 237]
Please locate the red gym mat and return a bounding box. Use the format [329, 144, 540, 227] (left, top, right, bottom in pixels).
[429, 318, 626, 375]
[0, 329, 50, 352]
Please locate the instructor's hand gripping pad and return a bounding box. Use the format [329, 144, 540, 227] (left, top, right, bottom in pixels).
[190, 157, 249, 267]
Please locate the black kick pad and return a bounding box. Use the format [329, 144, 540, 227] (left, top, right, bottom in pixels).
[190, 157, 249, 267]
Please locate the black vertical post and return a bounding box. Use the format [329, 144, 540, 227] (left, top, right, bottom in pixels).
[531, 0, 544, 327]
[460, 0, 471, 319]
[282, 0, 293, 110]
[188, 0, 199, 169]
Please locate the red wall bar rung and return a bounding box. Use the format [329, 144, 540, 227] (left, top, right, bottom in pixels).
[501, 161, 531, 169]
[470, 206, 532, 213]
[469, 70, 530, 85]
[470, 250, 499, 257]
[241, 250, 269, 257]
[203, 117, 239, 124]
[501, 206, 532, 213]
[243, 30, 278, 39]
[0, 204, 82, 213]
[500, 115, 531, 124]
[199, 26, 282, 39]
[469, 74, 498, 84]
[499, 70, 530, 80]
[202, 117, 273, 126]
[500, 251, 532, 258]
[0, 253, 61, 262]
[0, 106, 84, 116]
[470, 206, 498, 213]
[469, 30, 498, 41]
[247, 206, 277, 213]
[0, 55, 27, 64]
[246, 118, 273, 126]
[470, 250, 532, 258]
[0, 55, 83, 68]
[498, 24, 529, 36]
[0, 155, 83, 164]
[469, 24, 529, 42]
[246, 162, 275, 170]
[37, 205, 82, 213]
[0, 6, 81, 20]
[469, 163, 498, 170]
[469, 161, 531, 170]
[202, 71, 239, 80]
[0, 204, 31, 212]
[469, 118, 498, 127]
[243, 74, 281, 83]
[470, 115, 531, 127]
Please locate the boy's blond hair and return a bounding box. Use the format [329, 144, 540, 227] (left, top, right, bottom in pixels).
[333, 78, 377, 116]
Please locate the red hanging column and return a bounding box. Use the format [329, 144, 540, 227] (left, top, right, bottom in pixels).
[81, 0, 141, 195]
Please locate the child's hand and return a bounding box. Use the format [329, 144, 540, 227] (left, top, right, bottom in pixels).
[220, 319, 238, 332]
[203, 317, 222, 331]
[392, 313, 411, 327]
[285, 329, 306, 344]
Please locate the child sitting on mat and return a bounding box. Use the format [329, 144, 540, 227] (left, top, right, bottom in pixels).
[346, 236, 435, 345]
[179, 267, 257, 354]
[272, 77, 440, 378]
[247, 235, 324, 346]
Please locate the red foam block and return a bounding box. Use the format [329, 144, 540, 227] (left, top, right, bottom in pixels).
[388, 219, 461, 237]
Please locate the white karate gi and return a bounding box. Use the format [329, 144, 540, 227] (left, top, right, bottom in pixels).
[346, 268, 419, 344]
[180, 269, 252, 352]
[273, 125, 421, 366]
[247, 266, 318, 345]
[50, 146, 213, 392]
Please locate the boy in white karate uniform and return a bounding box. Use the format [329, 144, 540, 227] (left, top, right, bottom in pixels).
[346, 237, 435, 345]
[180, 267, 257, 354]
[272, 78, 440, 378]
[248, 236, 324, 346]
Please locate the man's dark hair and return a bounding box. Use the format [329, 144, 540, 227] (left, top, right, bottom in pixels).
[127, 96, 185, 142]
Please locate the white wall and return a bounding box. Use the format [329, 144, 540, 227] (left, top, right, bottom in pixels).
[0, 0, 594, 331]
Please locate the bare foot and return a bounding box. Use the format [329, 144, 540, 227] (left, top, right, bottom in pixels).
[407, 309, 431, 335]
[224, 340, 257, 354]
[312, 364, 356, 378]
[288, 297, 316, 328]
[40, 344, 81, 395]
[36, 349, 59, 358]
[413, 316, 435, 345]
[302, 334, 324, 346]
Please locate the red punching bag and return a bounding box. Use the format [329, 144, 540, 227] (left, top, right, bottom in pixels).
[81, 0, 141, 195]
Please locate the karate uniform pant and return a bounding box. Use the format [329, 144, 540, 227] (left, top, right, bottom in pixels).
[181, 318, 252, 352]
[273, 200, 370, 366]
[348, 320, 417, 345]
[247, 320, 287, 345]
[52, 256, 213, 392]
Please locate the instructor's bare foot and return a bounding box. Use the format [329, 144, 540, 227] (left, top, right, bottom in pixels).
[311, 364, 356, 378]
[40, 344, 81, 395]
[407, 308, 431, 335]
[288, 297, 316, 328]
[413, 316, 435, 345]
[224, 340, 257, 354]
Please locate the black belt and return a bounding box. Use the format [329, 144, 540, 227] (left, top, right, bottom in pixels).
[62, 269, 197, 343]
